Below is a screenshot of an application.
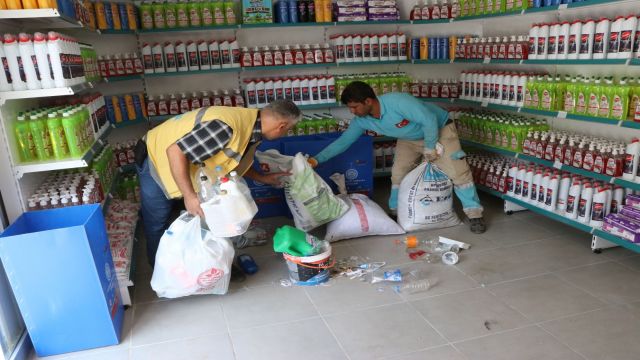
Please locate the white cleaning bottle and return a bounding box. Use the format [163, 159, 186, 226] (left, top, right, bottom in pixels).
[568, 20, 582, 60]
[538, 171, 550, 207]
[537, 23, 550, 60]
[4, 34, 28, 90]
[612, 186, 624, 213]
[0, 40, 12, 91]
[515, 164, 526, 198]
[18, 33, 41, 90]
[548, 23, 560, 60]
[175, 41, 188, 72]
[578, 182, 594, 224]
[565, 179, 582, 219]
[163, 42, 176, 72]
[619, 15, 638, 59]
[557, 173, 571, 211]
[528, 24, 539, 60]
[593, 17, 610, 59]
[530, 168, 542, 204]
[523, 166, 534, 201]
[152, 43, 165, 73]
[32, 32, 53, 89]
[558, 21, 570, 60]
[609, 16, 624, 59]
[623, 138, 640, 181]
[545, 174, 559, 211]
[604, 184, 613, 217]
[589, 186, 607, 227]
[507, 163, 518, 196]
[579, 19, 595, 60]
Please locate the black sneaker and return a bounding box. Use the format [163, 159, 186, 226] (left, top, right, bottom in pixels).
[469, 217, 487, 234]
[230, 264, 247, 283]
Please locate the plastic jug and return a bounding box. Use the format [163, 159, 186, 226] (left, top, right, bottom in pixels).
[273, 225, 321, 256]
[201, 177, 258, 237]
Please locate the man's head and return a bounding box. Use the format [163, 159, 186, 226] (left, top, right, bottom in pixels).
[260, 99, 301, 140]
[340, 81, 377, 117]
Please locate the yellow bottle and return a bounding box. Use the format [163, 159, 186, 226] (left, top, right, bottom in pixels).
[322, 0, 332, 22]
[36, 0, 49, 8]
[449, 36, 457, 60]
[126, 3, 138, 30]
[83, 0, 96, 28]
[420, 37, 428, 60]
[6, 0, 23, 9]
[95, 1, 108, 30]
[124, 94, 136, 120]
[111, 2, 122, 30]
[111, 96, 123, 123]
[21, 0, 37, 8]
[0, 0, 8, 9]
[314, 0, 323, 22]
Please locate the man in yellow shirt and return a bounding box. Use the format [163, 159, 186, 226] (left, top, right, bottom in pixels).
[135, 100, 301, 266]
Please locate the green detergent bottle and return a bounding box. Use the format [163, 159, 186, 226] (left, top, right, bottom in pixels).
[598, 77, 613, 118]
[564, 77, 577, 113]
[47, 112, 70, 159]
[575, 76, 588, 115]
[152, 0, 167, 29]
[587, 77, 601, 117]
[224, 1, 236, 25]
[165, 0, 178, 28]
[188, 0, 202, 27]
[201, 0, 214, 26]
[28, 114, 53, 161]
[555, 75, 568, 111]
[540, 76, 555, 111]
[611, 78, 630, 121]
[176, 0, 189, 27]
[14, 115, 36, 162]
[139, 1, 154, 29]
[212, 0, 225, 26]
[62, 111, 83, 158]
[273, 225, 321, 257]
[629, 78, 640, 122]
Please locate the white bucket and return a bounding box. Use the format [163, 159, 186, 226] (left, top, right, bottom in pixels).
[282, 241, 333, 286]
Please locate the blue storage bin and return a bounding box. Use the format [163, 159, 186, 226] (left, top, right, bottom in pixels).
[0, 205, 124, 357]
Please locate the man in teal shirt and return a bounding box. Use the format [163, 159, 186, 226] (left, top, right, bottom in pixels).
[309, 81, 486, 233]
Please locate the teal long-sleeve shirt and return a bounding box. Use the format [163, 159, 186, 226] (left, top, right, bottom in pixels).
[315, 92, 449, 164]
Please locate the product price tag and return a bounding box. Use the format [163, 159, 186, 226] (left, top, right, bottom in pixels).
[558, 4, 568, 10]
[557, 111, 567, 119]
[481, 100, 489, 107]
[483, 57, 490, 64]
[553, 161, 562, 170]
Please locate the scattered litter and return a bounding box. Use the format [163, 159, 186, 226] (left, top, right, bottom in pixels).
[395, 235, 467, 265]
[279, 279, 293, 287]
[371, 269, 403, 284]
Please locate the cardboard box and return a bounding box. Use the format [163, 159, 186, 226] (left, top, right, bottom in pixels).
[0, 205, 124, 357]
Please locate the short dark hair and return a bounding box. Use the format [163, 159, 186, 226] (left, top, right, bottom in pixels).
[340, 81, 377, 104]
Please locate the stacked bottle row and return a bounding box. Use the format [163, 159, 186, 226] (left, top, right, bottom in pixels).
[14, 101, 104, 163]
[138, 0, 237, 30]
[336, 0, 399, 22]
[114, 140, 136, 168]
[2, 0, 93, 28]
[1, 32, 87, 91]
[26, 145, 118, 211]
[335, 72, 411, 99]
[140, 39, 240, 74]
[528, 15, 640, 61]
[105, 197, 139, 279]
[290, 113, 340, 136]
[80, 45, 100, 82]
[98, 53, 145, 78]
[105, 93, 148, 124]
[455, 110, 549, 153]
[459, 71, 531, 107]
[147, 89, 245, 116]
[275, 0, 332, 23]
[331, 32, 408, 63]
[525, 75, 640, 122]
[458, 0, 582, 18]
[410, 78, 459, 99]
[523, 130, 626, 177]
[49, 93, 110, 138]
[374, 141, 396, 173]
[455, 35, 529, 60]
[93, 1, 140, 30]
[409, 36, 456, 60]
[409, 0, 460, 20]
[243, 75, 336, 108]
[240, 43, 334, 67]
[468, 153, 627, 228]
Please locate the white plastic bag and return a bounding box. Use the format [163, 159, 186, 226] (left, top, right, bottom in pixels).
[325, 174, 404, 242]
[256, 150, 349, 231]
[398, 162, 461, 232]
[151, 213, 234, 298]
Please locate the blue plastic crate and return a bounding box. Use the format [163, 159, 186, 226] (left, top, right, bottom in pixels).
[0, 205, 124, 357]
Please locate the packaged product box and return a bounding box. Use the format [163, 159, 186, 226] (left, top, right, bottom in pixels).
[620, 205, 640, 221]
[368, 14, 399, 21]
[337, 0, 366, 6]
[367, 0, 397, 6]
[603, 214, 640, 243]
[337, 7, 367, 15]
[625, 194, 640, 209]
[368, 7, 399, 15]
[337, 15, 368, 22]
[242, 0, 273, 24]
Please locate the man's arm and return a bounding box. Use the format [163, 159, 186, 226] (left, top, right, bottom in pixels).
[167, 143, 204, 218]
[314, 121, 364, 163]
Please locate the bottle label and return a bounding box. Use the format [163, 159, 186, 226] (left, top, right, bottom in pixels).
[623, 154, 635, 175]
[247, 89, 257, 105]
[545, 188, 553, 206]
[538, 186, 545, 203]
[166, 11, 177, 27]
[531, 90, 539, 108]
[537, 37, 546, 55]
[568, 34, 578, 54]
[214, 7, 225, 25]
[165, 52, 176, 69]
[202, 8, 213, 25]
[593, 156, 604, 173]
[591, 202, 604, 222]
[633, 31, 640, 53]
[579, 33, 590, 54]
[514, 179, 522, 195]
[558, 35, 566, 54]
[598, 95, 610, 116]
[588, 94, 599, 115]
[226, 7, 236, 24]
[564, 92, 574, 112]
[522, 180, 529, 198]
[210, 49, 221, 66]
[189, 8, 201, 26]
[619, 30, 633, 53]
[199, 50, 210, 66]
[567, 195, 576, 213]
[188, 51, 199, 67]
[594, 32, 606, 54]
[142, 11, 153, 29]
[606, 157, 617, 176]
[576, 93, 586, 113]
[548, 36, 557, 55]
[611, 95, 624, 118]
[177, 52, 187, 68]
[583, 153, 594, 170]
[609, 31, 620, 54]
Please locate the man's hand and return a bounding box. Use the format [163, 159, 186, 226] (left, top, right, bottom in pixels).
[259, 171, 290, 187]
[423, 148, 439, 162]
[184, 193, 204, 218]
[307, 157, 319, 168]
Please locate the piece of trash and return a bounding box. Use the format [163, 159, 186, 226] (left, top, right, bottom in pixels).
[279, 279, 292, 287]
[484, 321, 491, 330]
[442, 251, 459, 265]
[371, 269, 403, 284]
[409, 250, 427, 260]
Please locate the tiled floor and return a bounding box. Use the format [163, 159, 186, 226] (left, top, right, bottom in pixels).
[30, 193, 640, 360]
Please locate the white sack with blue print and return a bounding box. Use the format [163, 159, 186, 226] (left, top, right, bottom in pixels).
[398, 162, 461, 231]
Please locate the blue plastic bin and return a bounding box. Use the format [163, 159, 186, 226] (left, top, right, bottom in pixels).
[0, 205, 124, 357]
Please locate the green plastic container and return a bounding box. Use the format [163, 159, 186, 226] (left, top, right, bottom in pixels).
[14, 115, 36, 162]
[273, 225, 320, 257]
[47, 113, 70, 159]
[165, 0, 178, 28]
[152, 1, 166, 29]
[28, 114, 53, 161]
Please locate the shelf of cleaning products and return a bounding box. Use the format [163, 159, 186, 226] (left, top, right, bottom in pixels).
[462, 139, 640, 191]
[0, 81, 98, 104]
[439, 58, 634, 65]
[103, 75, 144, 83]
[0, 8, 84, 29]
[112, 117, 148, 129]
[137, 24, 240, 33]
[453, 99, 640, 129]
[476, 184, 640, 253]
[13, 125, 112, 179]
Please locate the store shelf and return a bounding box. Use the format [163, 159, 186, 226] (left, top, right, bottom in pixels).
[103, 75, 144, 83]
[112, 117, 148, 128]
[97, 29, 137, 35]
[13, 126, 112, 179]
[631, 59, 640, 66]
[0, 81, 98, 104]
[0, 8, 84, 29]
[144, 67, 240, 78]
[411, 19, 452, 25]
[476, 184, 640, 253]
[138, 24, 240, 33]
[247, 63, 334, 72]
[524, 58, 629, 65]
[412, 59, 454, 64]
[336, 60, 408, 67]
[298, 103, 341, 111]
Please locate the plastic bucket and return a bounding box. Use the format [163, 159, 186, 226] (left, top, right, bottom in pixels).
[283, 241, 333, 286]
